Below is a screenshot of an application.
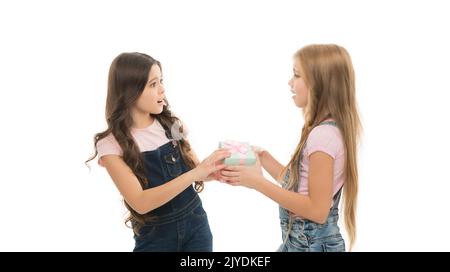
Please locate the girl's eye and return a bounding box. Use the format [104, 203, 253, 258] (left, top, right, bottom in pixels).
[294, 74, 300, 78]
[160, 79, 164, 84]
[150, 82, 157, 88]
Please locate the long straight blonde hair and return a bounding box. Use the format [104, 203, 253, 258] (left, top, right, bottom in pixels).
[284, 44, 361, 250]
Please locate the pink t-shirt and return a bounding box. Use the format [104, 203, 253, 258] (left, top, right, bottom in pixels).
[298, 121, 345, 197]
[96, 118, 188, 167]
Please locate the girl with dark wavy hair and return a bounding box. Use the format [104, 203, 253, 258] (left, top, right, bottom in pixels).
[86, 52, 230, 251]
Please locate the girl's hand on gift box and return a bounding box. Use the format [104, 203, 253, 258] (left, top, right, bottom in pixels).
[219, 156, 264, 189]
[192, 149, 231, 182]
[252, 145, 266, 157]
[204, 163, 224, 182]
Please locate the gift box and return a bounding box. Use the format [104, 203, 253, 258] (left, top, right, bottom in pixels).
[219, 140, 256, 166]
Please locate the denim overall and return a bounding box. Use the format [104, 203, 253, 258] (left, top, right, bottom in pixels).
[278, 121, 346, 252]
[133, 140, 212, 252]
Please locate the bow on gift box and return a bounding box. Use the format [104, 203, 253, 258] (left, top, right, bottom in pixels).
[222, 141, 248, 154]
[222, 141, 249, 165]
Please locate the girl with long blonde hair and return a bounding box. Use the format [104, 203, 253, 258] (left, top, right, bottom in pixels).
[220, 44, 361, 251]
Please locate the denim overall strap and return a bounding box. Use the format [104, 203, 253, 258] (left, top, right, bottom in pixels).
[327, 186, 343, 218]
[319, 120, 339, 215]
[319, 120, 337, 126]
[132, 120, 213, 252]
[139, 140, 199, 225]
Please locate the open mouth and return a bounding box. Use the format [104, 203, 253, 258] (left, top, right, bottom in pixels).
[157, 99, 166, 106]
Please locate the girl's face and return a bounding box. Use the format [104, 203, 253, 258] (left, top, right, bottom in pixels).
[134, 64, 166, 114]
[288, 60, 309, 108]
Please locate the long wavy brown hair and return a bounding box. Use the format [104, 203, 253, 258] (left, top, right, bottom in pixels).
[86, 52, 203, 234]
[283, 44, 361, 250]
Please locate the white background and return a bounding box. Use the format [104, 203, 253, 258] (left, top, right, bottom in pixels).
[1, 0, 449, 251]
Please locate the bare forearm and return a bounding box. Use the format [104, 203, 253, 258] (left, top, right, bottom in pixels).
[259, 151, 285, 183]
[254, 178, 328, 223]
[104, 154, 202, 215]
[136, 170, 197, 214]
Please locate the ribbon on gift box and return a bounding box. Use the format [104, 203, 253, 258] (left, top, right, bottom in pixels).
[222, 140, 248, 165]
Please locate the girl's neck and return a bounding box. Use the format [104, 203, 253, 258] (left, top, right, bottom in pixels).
[303, 110, 332, 125]
[132, 112, 155, 129]
[317, 112, 332, 123]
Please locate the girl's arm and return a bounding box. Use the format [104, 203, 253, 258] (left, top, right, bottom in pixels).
[102, 149, 230, 215]
[188, 143, 223, 182]
[258, 150, 285, 184]
[256, 152, 333, 223]
[222, 151, 334, 224]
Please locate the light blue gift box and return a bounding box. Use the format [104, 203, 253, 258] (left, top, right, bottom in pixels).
[219, 141, 256, 166]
